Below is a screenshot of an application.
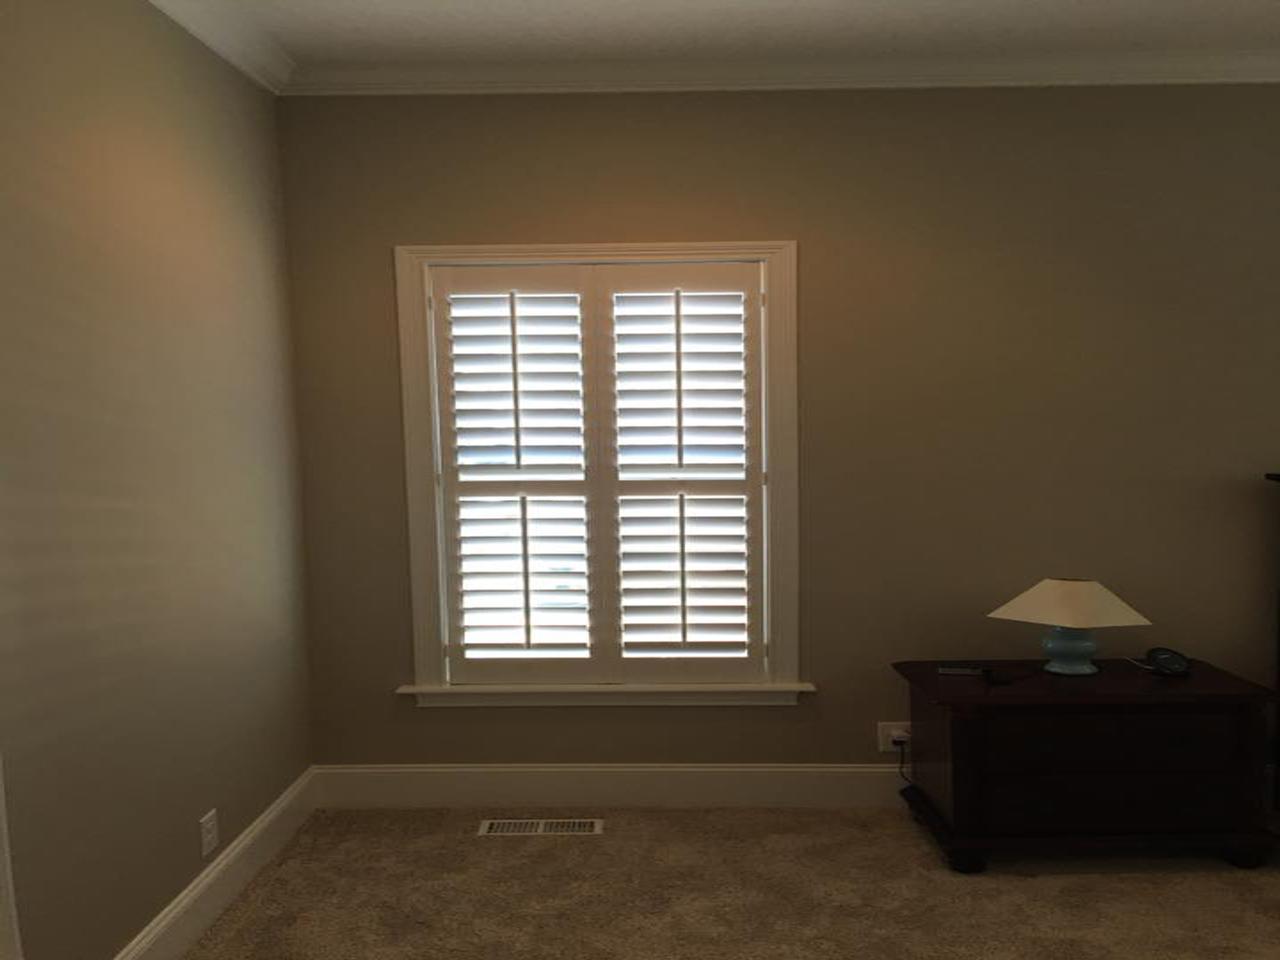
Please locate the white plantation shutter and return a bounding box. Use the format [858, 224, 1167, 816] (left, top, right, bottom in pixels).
[615, 291, 748, 480]
[425, 259, 767, 684]
[432, 265, 602, 682]
[457, 496, 590, 659]
[619, 495, 750, 657]
[599, 261, 763, 683]
[450, 292, 585, 480]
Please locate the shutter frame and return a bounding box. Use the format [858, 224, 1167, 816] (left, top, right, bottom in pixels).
[395, 246, 795, 693]
[433, 265, 606, 683]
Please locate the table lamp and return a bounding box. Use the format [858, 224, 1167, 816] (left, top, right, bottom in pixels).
[988, 578, 1150, 675]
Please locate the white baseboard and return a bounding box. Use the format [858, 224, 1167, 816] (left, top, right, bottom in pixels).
[112, 769, 314, 960]
[309, 763, 902, 810]
[113, 761, 899, 960]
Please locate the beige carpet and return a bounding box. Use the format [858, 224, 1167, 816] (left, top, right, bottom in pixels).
[186, 808, 1280, 960]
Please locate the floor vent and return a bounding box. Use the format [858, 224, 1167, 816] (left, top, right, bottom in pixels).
[478, 818, 604, 837]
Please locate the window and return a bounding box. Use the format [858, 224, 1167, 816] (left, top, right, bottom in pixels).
[394, 244, 805, 705]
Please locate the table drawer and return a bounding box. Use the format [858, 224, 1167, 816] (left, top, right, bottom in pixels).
[981, 772, 1246, 836]
[980, 709, 1241, 775]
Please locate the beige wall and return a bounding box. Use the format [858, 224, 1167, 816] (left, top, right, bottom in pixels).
[280, 86, 1280, 767]
[0, 3, 308, 958]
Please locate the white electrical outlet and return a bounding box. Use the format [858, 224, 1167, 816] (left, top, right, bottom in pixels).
[877, 721, 912, 752]
[199, 809, 219, 858]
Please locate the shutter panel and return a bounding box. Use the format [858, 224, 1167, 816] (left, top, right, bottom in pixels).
[428, 260, 765, 684]
[618, 495, 750, 658]
[449, 292, 585, 481]
[614, 291, 747, 480]
[458, 496, 590, 659]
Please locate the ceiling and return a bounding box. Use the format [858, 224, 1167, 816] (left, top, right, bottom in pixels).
[151, 0, 1280, 95]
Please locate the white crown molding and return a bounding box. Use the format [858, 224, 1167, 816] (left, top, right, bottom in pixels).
[140, 4, 1278, 97]
[148, 0, 295, 93]
[283, 51, 1280, 96]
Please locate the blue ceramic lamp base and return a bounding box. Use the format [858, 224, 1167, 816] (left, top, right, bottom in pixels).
[1042, 626, 1099, 675]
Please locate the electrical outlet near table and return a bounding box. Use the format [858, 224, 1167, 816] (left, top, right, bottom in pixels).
[877, 722, 912, 752]
[199, 809, 219, 858]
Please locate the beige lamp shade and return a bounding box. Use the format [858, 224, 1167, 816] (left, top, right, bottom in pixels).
[987, 578, 1151, 629]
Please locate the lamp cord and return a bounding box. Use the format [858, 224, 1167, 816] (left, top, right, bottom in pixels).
[896, 740, 912, 785]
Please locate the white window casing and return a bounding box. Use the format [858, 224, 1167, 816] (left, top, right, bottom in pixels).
[393, 243, 806, 706]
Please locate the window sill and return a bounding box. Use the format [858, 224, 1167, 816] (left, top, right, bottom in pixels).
[395, 682, 816, 707]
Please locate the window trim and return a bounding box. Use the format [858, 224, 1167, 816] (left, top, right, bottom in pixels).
[393, 242, 804, 706]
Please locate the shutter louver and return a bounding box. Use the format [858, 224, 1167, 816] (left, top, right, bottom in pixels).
[614, 291, 747, 480]
[458, 496, 590, 659]
[619, 495, 749, 658]
[449, 293, 585, 481]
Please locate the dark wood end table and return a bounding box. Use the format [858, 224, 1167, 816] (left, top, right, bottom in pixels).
[893, 658, 1275, 873]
